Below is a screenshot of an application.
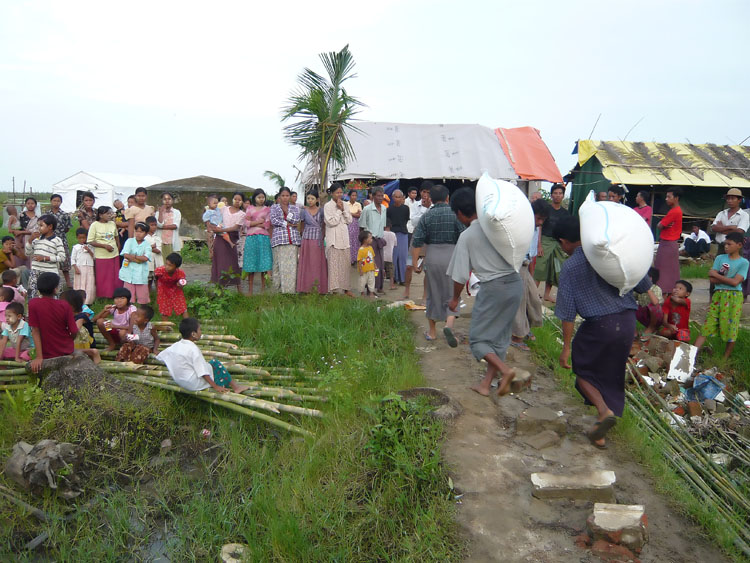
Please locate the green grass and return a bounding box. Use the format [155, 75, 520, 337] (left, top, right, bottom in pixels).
[530, 319, 748, 561]
[680, 262, 711, 279]
[180, 240, 210, 264]
[0, 294, 463, 561]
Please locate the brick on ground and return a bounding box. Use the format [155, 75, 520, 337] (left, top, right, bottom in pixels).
[516, 406, 566, 436]
[587, 503, 648, 552]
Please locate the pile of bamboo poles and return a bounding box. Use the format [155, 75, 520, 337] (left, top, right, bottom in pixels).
[0, 363, 30, 392]
[0, 321, 325, 437]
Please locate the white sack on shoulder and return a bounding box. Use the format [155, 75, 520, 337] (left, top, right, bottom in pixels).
[579, 191, 654, 296]
[475, 172, 535, 272]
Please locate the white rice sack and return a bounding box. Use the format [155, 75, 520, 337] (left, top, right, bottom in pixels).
[475, 173, 535, 272]
[579, 191, 654, 296]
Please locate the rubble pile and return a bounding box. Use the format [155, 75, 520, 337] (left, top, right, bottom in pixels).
[625, 334, 750, 553]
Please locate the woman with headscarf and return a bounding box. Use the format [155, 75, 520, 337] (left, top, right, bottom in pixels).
[210, 192, 245, 288]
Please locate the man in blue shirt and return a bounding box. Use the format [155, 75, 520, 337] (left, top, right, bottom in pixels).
[555, 215, 651, 449]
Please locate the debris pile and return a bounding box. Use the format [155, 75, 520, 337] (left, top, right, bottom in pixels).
[626, 334, 750, 553]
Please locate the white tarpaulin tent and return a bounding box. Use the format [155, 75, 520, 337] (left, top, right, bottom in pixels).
[302, 121, 517, 183]
[52, 171, 164, 213]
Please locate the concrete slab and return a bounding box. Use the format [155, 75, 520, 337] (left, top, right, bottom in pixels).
[530, 470, 616, 502]
[516, 406, 566, 436]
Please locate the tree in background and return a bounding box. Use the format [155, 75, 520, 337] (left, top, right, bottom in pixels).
[281, 45, 363, 202]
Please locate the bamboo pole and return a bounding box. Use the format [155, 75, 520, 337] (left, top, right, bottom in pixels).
[117, 374, 323, 417]
[114, 375, 314, 436]
[0, 369, 29, 376]
[0, 384, 29, 391]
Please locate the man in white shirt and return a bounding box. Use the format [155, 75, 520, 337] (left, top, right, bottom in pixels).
[404, 186, 419, 236]
[711, 188, 749, 252]
[683, 225, 711, 257]
[403, 183, 432, 299]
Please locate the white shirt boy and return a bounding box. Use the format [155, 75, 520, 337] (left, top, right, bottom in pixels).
[157, 339, 212, 391]
[712, 208, 749, 244]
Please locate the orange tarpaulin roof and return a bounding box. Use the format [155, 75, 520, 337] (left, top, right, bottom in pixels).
[495, 127, 563, 183]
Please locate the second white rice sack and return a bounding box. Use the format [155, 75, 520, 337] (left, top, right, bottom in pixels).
[579, 191, 654, 296]
[475, 173, 535, 272]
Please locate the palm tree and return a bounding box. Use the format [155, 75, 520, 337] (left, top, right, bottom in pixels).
[281, 45, 364, 200]
[263, 170, 286, 190]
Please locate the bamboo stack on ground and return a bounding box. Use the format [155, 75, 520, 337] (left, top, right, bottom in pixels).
[114, 374, 316, 436]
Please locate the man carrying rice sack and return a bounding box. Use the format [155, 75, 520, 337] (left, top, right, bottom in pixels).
[554, 215, 652, 450]
[533, 183, 569, 303]
[446, 188, 522, 397]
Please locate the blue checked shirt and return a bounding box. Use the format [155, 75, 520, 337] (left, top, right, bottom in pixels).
[411, 203, 465, 248]
[555, 247, 652, 322]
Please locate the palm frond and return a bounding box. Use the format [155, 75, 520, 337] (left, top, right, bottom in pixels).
[263, 171, 286, 188]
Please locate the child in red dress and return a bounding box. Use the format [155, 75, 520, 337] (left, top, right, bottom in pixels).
[154, 253, 188, 319]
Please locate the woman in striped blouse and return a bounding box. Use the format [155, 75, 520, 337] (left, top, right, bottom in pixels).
[25, 214, 66, 299]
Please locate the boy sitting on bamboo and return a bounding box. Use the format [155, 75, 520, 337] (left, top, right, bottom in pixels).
[156, 317, 249, 394]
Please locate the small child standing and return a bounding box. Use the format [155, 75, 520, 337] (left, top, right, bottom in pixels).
[157, 317, 248, 393]
[118, 221, 152, 304]
[357, 230, 377, 297]
[203, 195, 234, 247]
[71, 227, 96, 304]
[25, 214, 66, 299]
[94, 287, 137, 350]
[116, 304, 160, 364]
[659, 280, 692, 342]
[154, 253, 188, 319]
[695, 232, 750, 359]
[145, 216, 163, 293]
[0, 302, 33, 361]
[382, 222, 397, 290]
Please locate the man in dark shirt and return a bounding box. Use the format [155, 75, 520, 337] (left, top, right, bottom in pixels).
[28, 272, 79, 372]
[533, 183, 570, 302]
[386, 189, 410, 285]
[555, 216, 651, 449]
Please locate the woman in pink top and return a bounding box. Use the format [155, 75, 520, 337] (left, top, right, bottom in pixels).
[242, 189, 273, 295]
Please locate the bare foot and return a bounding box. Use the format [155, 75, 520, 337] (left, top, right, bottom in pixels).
[232, 384, 251, 393]
[469, 384, 490, 397]
[496, 369, 516, 396]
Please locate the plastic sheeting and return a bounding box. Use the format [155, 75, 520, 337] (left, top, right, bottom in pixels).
[495, 127, 562, 183]
[52, 171, 164, 213]
[305, 121, 517, 184]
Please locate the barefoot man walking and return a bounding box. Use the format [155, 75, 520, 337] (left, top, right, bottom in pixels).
[446, 188, 522, 396]
[554, 216, 652, 448]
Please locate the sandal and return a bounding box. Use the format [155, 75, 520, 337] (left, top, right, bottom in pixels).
[588, 416, 617, 443]
[423, 331, 436, 341]
[443, 327, 458, 348]
[510, 341, 531, 352]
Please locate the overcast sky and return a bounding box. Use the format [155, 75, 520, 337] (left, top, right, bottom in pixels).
[2, 0, 748, 193]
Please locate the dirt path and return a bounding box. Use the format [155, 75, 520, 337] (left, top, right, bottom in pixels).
[403, 284, 730, 563]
